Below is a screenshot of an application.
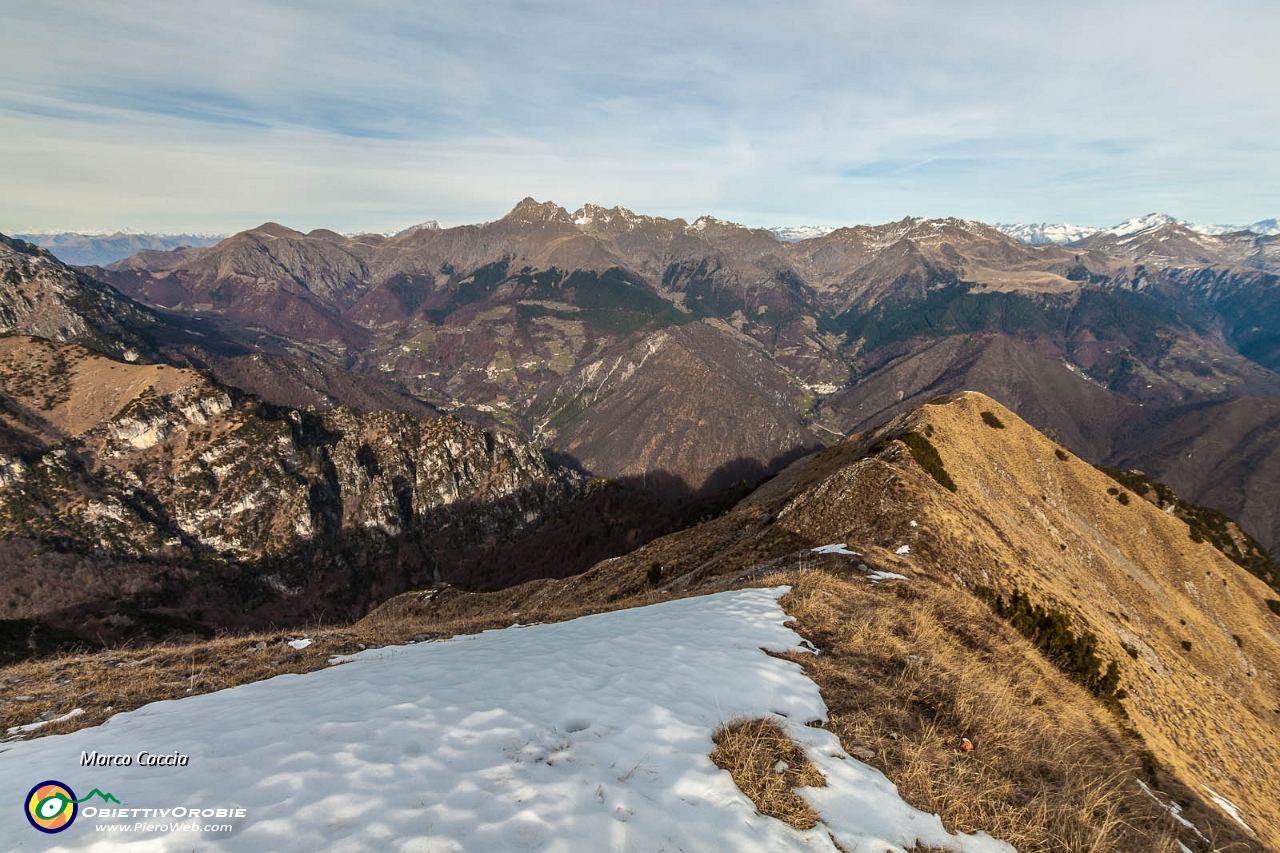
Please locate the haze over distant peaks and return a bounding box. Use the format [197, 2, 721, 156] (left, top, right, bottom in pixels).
[12, 231, 226, 266]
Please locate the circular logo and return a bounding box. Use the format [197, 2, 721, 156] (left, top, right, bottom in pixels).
[25, 781, 78, 834]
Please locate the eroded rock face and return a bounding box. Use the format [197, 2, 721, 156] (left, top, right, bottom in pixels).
[0, 235, 157, 361]
[0, 336, 578, 633]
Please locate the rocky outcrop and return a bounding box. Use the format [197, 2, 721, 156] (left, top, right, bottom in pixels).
[0, 234, 158, 361]
[0, 335, 579, 636]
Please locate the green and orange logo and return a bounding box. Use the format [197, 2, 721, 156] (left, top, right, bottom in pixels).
[24, 781, 118, 833]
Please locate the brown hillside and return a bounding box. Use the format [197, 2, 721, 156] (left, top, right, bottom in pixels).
[898, 393, 1280, 847]
[0, 336, 209, 437]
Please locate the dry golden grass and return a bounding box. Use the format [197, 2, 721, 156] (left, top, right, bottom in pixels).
[905, 393, 1280, 849]
[710, 717, 826, 830]
[0, 335, 204, 436]
[772, 568, 1194, 853]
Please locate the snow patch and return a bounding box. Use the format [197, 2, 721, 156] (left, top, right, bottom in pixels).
[1135, 779, 1208, 843]
[1203, 786, 1253, 833]
[812, 543, 860, 556]
[6, 707, 83, 735]
[0, 589, 1012, 853]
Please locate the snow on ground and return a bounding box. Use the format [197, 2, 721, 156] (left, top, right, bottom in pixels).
[7, 708, 85, 736]
[811, 543, 860, 556]
[867, 571, 910, 584]
[1202, 786, 1253, 834]
[1135, 779, 1208, 844]
[1, 588, 1012, 853]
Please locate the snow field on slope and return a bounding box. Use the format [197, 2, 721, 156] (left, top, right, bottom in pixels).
[1, 588, 1012, 853]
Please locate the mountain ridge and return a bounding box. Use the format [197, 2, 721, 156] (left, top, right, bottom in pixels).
[38, 202, 1280, 553]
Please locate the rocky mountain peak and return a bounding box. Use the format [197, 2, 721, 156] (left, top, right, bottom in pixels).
[686, 215, 748, 234]
[501, 197, 574, 226]
[392, 220, 443, 238]
[1104, 212, 1179, 237]
[571, 203, 639, 227]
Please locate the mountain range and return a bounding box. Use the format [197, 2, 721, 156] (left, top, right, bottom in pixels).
[2, 200, 1280, 637]
[996, 214, 1280, 245]
[11, 231, 227, 267]
[17, 211, 1277, 269]
[44, 200, 1275, 550]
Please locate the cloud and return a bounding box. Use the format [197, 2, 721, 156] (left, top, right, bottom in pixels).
[1, 0, 1277, 231]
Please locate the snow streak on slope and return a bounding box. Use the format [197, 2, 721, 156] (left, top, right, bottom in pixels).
[0, 589, 1013, 853]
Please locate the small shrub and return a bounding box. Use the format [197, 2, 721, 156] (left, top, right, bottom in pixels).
[1054, 448, 1068, 461]
[977, 587, 1125, 714]
[1266, 599, 1280, 618]
[1106, 487, 1119, 496]
[897, 432, 956, 492]
[1116, 492, 1130, 506]
[1180, 640, 1192, 652]
[980, 411, 1005, 429]
[1233, 634, 1244, 648]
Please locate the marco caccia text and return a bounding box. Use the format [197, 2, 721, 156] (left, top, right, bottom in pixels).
[81, 751, 190, 767]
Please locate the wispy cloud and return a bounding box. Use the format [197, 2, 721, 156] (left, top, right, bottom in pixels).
[1, 0, 1277, 231]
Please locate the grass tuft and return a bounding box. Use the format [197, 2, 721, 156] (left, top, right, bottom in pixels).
[710, 717, 826, 829]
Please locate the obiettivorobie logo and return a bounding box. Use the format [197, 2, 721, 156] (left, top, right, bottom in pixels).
[24, 781, 119, 833]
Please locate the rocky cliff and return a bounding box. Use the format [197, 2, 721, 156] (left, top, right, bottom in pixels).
[0, 335, 579, 644]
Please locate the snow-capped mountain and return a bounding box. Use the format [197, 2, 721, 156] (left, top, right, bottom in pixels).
[1239, 218, 1279, 236]
[390, 220, 442, 238]
[770, 225, 837, 242]
[1103, 213, 1182, 237]
[992, 222, 1101, 244]
[997, 214, 1280, 245]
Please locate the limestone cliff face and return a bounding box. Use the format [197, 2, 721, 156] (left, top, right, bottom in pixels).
[0, 336, 577, 629]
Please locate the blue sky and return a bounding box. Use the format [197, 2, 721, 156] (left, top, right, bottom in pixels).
[1, 1, 1277, 233]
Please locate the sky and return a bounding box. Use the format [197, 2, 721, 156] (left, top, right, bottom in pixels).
[1, 0, 1277, 234]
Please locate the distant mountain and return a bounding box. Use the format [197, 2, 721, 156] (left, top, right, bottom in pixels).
[11, 231, 225, 267]
[390, 220, 442, 238]
[769, 225, 837, 242]
[998, 214, 1280, 245]
[993, 221, 1101, 244]
[1072, 219, 1280, 274]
